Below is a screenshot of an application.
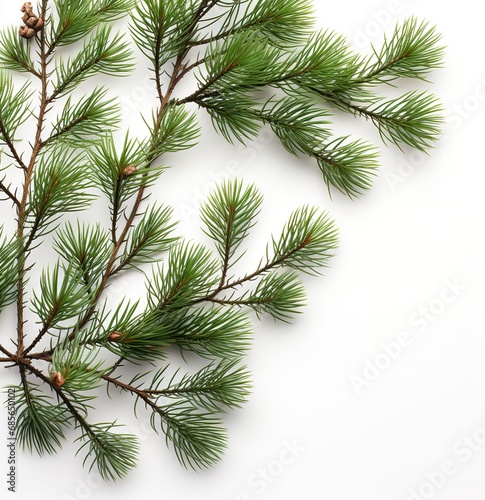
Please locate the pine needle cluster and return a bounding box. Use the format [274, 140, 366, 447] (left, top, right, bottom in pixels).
[0, 0, 443, 480]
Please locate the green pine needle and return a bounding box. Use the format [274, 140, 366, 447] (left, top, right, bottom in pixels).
[202, 92, 261, 144]
[363, 17, 445, 83]
[232, 0, 315, 48]
[154, 403, 227, 470]
[317, 137, 380, 198]
[49, 87, 121, 147]
[101, 302, 173, 362]
[15, 385, 70, 456]
[51, 340, 106, 394]
[31, 262, 93, 330]
[53, 222, 112, 285]
[246, 270, 307, 322]
[167, 306, 253, 359]
[148, 242, 220, 311]
[367, 90, 444, 151]
[54, 27, 133, 97]
[260, 96, 332, 156]
[149, 104, 201, 157]
[0, 27, 37, 74]
[28, 148, 96, 239]
[0, 71, 33, 143]
[77, 423, 139, 481]
[150, 359, 252, 412]
[0, 228, 20, 312]
[120, 204, 178, 268]
[272, 206, 339, 275]
[200, 179, 263, 264]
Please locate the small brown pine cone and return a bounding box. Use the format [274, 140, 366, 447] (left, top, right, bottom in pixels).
[21, 2, 34, 15]
[25, 16, 39, 28]
[33, 18, 44, 31]
[20, 3, 43, 35]
[19, 25, 35, 39]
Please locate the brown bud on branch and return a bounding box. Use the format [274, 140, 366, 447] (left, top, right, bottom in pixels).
[123, 165, 138, 177]
[52, 371, 66, 388]
[108, 331, 123, 342]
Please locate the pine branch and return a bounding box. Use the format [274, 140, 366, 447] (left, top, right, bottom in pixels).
[116, 204, 177, 271]
[26, 148, 96, 248]
[316, 137, 380, 198]
[200, 179, 263, 285]
[201, 205, 338, 306]
[104, 371, 227, 470]
[357, 18, 444, 84]
[0, 72, 32, 170]
[164, 307, 252, 359]
[23, 361, 138, 481]
[190, 0, 314, 48]
[73, 2, 211, 342]
[45, 87, 120, 147]
[0, 343, 15, 359]
[0, 26, 40, 76]
[15, 382, 69, 455]
[0, 0, 443, 481]
[210, 270, 307, 322]
[329, 90, 443, 152]
[0, 121, 28, 171]
[48, 0, 135, 55]
[51, 27, 133, 101]
[53, 222, 112, 286]
[146, 360, 251, 412]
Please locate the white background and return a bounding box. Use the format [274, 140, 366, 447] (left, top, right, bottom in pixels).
[1, 1, 484, 499]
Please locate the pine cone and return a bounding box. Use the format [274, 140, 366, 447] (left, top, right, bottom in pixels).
[19, 25, 35, 39]
[20, 2, 34, 16]
[19, 1, 43, 38]
[25, 16, 39, 28]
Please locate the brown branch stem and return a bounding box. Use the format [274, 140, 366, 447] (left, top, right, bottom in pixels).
[0, 121, 28, 171]
[16, 0, 50, 358]
[0, 179, 20, 207]
[199, 235, 312, 303]
[103, 373, 152, 400]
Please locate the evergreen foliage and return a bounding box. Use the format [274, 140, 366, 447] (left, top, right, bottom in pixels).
[0, 0, 443, 480]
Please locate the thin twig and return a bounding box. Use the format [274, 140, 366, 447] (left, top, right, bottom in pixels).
[0, 122, 27, 171]
[218, 205, 235, 289]
[177, 62, 238, 105]
[103, 373, 152, 400]
[201, 235, 313, 302]
[0, 179, 20, 207]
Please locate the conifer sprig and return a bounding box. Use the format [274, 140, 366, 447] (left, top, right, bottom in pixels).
[359, 17, 444, 83]
[14, 384, 69, 455]
[0, 0, 443, 481]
